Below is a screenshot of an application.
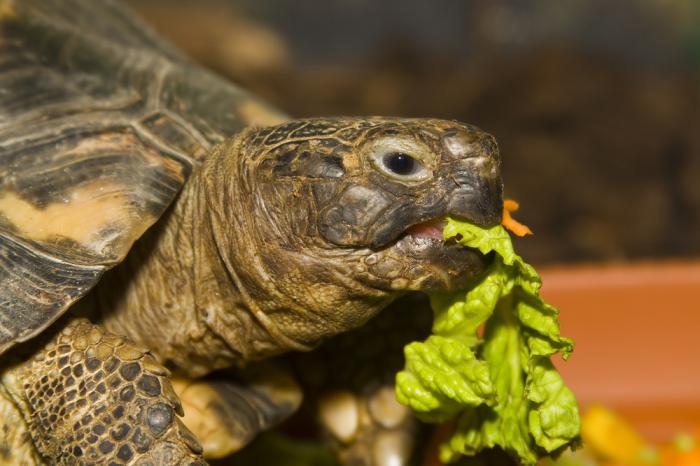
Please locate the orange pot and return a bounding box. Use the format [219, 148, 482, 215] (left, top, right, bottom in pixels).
[543, 260, 700, 441]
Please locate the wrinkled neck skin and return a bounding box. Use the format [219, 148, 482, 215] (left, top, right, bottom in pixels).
[96, 133, 396, 378]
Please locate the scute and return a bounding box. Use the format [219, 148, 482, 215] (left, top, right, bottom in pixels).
[0, 236, 102, 349]
[0, 0, 287, 354]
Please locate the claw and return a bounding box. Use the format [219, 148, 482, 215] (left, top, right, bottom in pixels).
[319, 390, 360, 443]
[373, 430, 413, 466]
[367, 386, 410, 429]
[319, 384, 419, 466]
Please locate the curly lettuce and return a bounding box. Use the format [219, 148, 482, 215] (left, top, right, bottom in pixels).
[396, 218, 581, 465]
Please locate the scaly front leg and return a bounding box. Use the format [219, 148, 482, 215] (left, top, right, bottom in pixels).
[1, 319, 205, 465]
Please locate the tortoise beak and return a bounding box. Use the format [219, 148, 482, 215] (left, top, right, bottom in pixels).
[441, 128, 503, 227]
[444, 166, 503, 228]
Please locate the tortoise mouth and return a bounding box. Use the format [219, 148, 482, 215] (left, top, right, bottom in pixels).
[380, 215, 493, 292]
[387, 212, 494, 248]
[404, 217, 446, 240]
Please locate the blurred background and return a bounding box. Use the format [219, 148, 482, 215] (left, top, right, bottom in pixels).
[129, 0, 700, 264]
[125, 1, 700, 463]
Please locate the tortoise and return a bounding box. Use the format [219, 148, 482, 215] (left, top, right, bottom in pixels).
[0, 0, 504, 465]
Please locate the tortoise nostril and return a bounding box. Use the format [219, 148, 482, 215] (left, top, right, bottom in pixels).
[452, 173, 474, 188]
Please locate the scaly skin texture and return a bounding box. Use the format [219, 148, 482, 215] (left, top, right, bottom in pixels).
[94, 117, 502, 379]
[0, 2, 504, 464]
[0, 117, 502, 465]
[1, 319, 205, 465]
[0, 383, 42, 465]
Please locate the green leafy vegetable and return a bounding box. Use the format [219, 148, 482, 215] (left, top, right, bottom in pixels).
[396, 219, 581, 464]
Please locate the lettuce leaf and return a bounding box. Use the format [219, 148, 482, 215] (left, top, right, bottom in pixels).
[395, 219, 581, 465]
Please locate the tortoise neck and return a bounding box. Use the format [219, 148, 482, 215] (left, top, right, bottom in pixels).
[96, 132, 397, 377]
[95, 141, 294, 377]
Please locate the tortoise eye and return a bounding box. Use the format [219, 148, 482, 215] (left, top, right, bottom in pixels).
[369, 139, 432, 182]
[376, 152, 430, 181]
[383, 152, 417, 176]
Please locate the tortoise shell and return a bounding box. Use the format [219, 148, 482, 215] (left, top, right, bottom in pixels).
[0, 0, 286, 354]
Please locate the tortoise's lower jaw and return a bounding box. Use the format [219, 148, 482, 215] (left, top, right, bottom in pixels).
[362, 233, 491, 293]
[396, 234, 491, 291]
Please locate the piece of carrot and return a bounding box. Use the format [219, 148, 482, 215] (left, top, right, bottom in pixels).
[502, 199, 533, 237]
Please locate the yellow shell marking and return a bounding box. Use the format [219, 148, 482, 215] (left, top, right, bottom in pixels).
[0, 184, 137, 255]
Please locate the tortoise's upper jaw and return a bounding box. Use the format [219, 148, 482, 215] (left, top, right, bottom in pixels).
[365, 125, 503, 250]
[359, 123, 503, 292]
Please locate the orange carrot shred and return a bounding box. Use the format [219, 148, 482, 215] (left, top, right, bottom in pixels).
[502, 199, 533, 237]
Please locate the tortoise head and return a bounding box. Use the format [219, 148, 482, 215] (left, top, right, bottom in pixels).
[204, 117, 502, 347]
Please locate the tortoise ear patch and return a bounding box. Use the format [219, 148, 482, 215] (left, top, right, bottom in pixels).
[264, 149, 346, 179]
[318, 184, 393, 247]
